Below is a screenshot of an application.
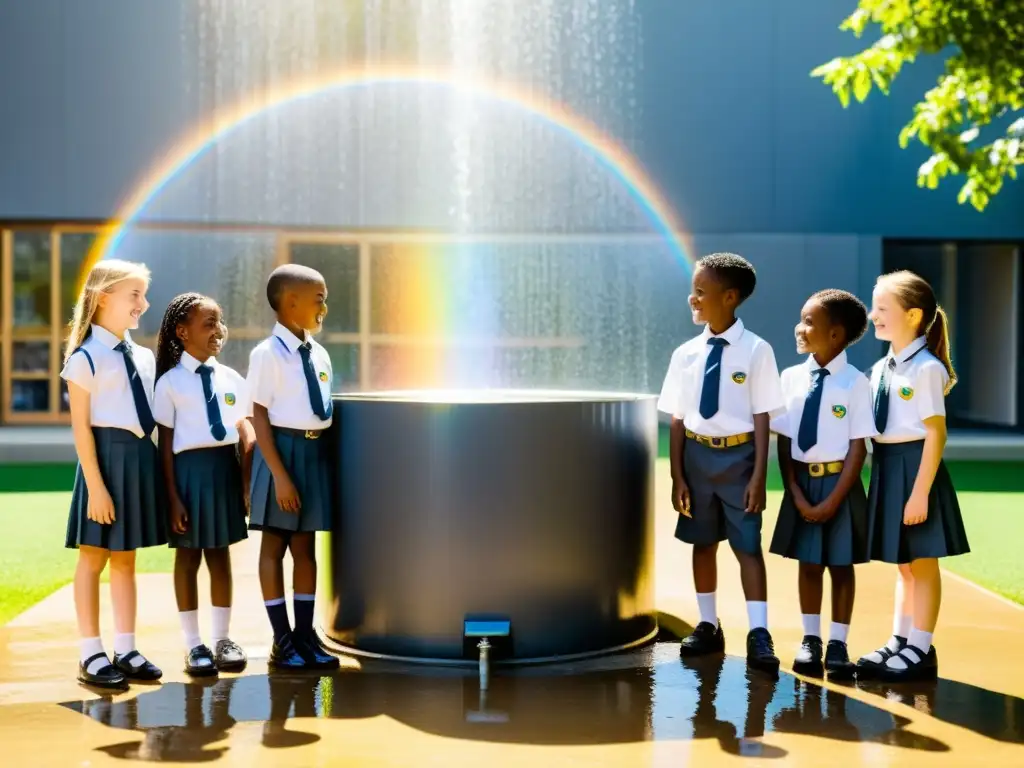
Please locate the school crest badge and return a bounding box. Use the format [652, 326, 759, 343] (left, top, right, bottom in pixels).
[224, 393, 236, 406]
[831, 405, 847, 419]
[318, 371, 329, 383]
[898, 386, 914, 400]
[731, 372, 747, 384]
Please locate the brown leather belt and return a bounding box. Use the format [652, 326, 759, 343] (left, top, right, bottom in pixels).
[274, 426, 325, 440]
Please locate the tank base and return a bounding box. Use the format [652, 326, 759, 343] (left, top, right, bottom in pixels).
[319, 621, 659, 668]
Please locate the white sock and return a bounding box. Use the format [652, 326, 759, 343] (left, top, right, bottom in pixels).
[801, 614, 821, 638]
[696, 592, 718, 628]
[893, 613, 912, 639]
[908, 627, 933, 653]
[746, 601, 768, 631]
[80, 637, 108, 674]
[179, 610, 202, 652]
[830, 622, 850, 644]
[113, 633, 144, 667]
[210, 606, 231, 645]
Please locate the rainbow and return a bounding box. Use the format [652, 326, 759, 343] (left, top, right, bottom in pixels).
[86, 65, 695, 386]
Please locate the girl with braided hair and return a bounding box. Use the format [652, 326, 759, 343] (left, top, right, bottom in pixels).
[153, 293, 254, 677]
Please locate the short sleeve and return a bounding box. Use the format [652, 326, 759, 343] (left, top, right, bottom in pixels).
[749, 342, 785, 417]
[234, 376, 253, 424]
[847, 373, 878, 440]
[246, 345, 276, 414]
[656, 348, 686, 418]
[915, 361, 948, 420]
[153, 376, 176, 429]
[60, 349, 96, 394]
[769, 370, 795, 437]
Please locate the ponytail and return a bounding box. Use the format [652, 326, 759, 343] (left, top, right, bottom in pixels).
[925, 306, 957, 395]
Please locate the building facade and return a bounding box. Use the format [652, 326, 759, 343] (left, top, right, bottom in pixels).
[1, 0, 1022, 431]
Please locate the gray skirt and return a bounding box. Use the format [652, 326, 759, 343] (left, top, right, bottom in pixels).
[770, 466, 869, 566]
[170, 445, 249, 549]
[66, 427, 168, 551]
[866, 440, 970, 564]
[249, 428, 333, 533]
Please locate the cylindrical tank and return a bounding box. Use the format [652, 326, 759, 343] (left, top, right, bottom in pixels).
[324, 390, 657, 664]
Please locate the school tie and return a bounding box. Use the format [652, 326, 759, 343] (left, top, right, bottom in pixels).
[698, 337, 729, 419]
[874, 357, 897, 434]
[297, 342, 333, 421]
[195, 364, 227, 441]
[114, 341, 156, 437]
[797, 368, 830, 452]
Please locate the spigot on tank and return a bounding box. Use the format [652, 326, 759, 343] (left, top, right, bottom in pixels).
[477, 637, 491, 690]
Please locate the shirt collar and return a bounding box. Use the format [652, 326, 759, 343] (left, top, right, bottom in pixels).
[180, 351, 215, 373]
[889, 336, 927, 366]
[90, 324, 129, 350]
[273, 322, 308, 352]
[700, 317, 745, 345]
[806, 350, 847, 375]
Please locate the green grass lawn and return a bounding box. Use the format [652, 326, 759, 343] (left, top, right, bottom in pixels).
[0, 457, 1021, 624]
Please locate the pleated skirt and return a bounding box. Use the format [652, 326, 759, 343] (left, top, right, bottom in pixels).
[249, 428, 333, 533]
[66, 427, 167, 551]
[169, 445, 249, 549]
[769, 467, 869, 566]
[866, 440, 970, 564]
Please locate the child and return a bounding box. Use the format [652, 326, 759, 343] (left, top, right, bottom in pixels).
[61, 259, 166, 689]
[769, 289, 876, 679]
[153, 293, 254, 677]
[657, 253, 785, 673]
[857, 270, 969, 681]
[247, 264, 339, 671]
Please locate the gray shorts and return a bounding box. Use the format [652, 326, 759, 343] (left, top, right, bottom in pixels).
[677, 437, 761, 554]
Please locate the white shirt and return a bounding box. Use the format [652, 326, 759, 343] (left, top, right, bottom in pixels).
[657, 318, 785, 436]
[60, 324, 156, 438]
[771, 351, 877, 463]
[247, 322, 334, 430]
[153, 352, 250, 454]
[869, 336, 949, 444]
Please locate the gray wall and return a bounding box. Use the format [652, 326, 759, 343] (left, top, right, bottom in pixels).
[1, 0, 1019, 384]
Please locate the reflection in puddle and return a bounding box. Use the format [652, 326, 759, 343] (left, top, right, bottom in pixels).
[56, 643, 1024, 762]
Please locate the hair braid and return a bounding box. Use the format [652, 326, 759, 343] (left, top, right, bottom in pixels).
[155, 293, 207, 380]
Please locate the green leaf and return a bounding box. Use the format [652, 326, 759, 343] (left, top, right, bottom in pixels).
[853, 67, 872, 102]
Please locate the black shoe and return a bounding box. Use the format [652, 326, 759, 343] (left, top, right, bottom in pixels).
[296, 631, 341, 670]
[746, 628, 780, 674]
[856, 636, 906, 679]
[113, 650, 163, 681]
[792, 635, 823, 677]
[183, 645, 218, 678]
[880, 645, 938, 682]
[78, 653, 129, 690]
[214, 638, 248, 673]
[825, 640, 857, 681]
[268, 633, 312, 672]
[680, 621, 725, 657]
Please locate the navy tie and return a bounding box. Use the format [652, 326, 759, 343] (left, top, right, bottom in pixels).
[298, 343, 332, 421]
[698, 337, 729, 419]
[874, 357, 897, 434]
[114, 341, 156, 437]
[797, 368, 830, 452]
[196, 364, 227, 441]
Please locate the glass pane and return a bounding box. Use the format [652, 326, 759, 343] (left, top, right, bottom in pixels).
[11, 380, 50, 413]
[60, 233, 97, 330]
[12, 232, 52, 328]
[12, 341, 49, 373]
[60, 378, 70, 412]
[289, 242, 360, 333]
[321, 343, 360, 390]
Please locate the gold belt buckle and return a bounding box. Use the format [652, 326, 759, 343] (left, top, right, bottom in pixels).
[304, 430, 320, 440]
[808, 463, 825, 477]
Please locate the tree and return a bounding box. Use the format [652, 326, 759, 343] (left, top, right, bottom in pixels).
[812, 2, 1023, 211]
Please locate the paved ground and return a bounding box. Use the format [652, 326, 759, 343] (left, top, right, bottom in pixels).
[1, 467, 1022, 766]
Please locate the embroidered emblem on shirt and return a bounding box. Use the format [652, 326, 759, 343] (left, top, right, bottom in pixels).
[224, 393, 236, 406]
[831, 404, 847, 419]
[731, 372, 747, 384]
[318, 371, 329, 383]
[898, 386, 914, 400]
